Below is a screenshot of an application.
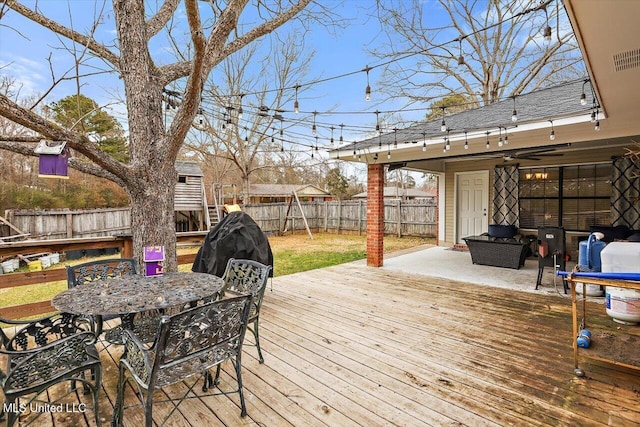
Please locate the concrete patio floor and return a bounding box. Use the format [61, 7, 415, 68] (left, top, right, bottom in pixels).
[377, 245, 577, 297]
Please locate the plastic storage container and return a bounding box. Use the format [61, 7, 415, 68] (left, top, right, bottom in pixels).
[600, 242, 640, 325]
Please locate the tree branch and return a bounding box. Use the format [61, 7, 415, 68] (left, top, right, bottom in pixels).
[4, 0, 119, 65]
[146, 0, 181, 38]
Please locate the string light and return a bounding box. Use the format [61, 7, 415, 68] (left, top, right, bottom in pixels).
[485, 131, 490, 149]
[364, 65, 371, 101]
[353, 143, 357, 158]
[580, 80, 588, 105]
[375, 110, 380, 132]
[387, 144, 391, 160]
[594, 109, 600, 130]
[511, 95, 518, 122]
[445, 130, 451, 150]
[549, 120, 555, 140]
[504, 127, 509, 145]
[498, 126, 503, 147]
[330, 126, 335, 145]
[457, 37, 465, 65]
[543, 5, 552, 42]
[464, 131, 469, 149]
[339, 123, 344, 142]
[238, 94, 244, 119]
[294, 85, 300, 114]
[312, 111, 317, 135]
[422, 132, 427, 152]
[393, 128, 398, 148]
[440, 107, 447, 132]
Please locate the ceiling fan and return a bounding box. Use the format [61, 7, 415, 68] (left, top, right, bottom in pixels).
[501, 147, 564, 162]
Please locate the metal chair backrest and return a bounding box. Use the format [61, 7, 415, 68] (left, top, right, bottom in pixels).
[143, 294, 252, 389]
[221, 258, 271, 319]
[66, 258, 137, 288]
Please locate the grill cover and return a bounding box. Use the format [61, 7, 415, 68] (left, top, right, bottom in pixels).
[191, 211, 274, 277]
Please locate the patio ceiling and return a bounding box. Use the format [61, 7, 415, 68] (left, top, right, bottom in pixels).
[564, 0, 640, 139]
[330, 1, 640, 172]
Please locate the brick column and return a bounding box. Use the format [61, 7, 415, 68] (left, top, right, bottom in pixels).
[367, 163, 385, 267]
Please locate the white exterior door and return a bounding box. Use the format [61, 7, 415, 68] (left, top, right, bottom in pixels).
[456, 172, 489, 243]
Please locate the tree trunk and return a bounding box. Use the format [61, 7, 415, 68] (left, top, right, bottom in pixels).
[128, 163, 178, 273]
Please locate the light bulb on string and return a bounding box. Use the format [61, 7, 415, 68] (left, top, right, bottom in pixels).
[387, 144, 391, 160]
[498, 127, 503, 147]
[364, 65, 371, 101]
[445, 130, 451, 150]
[312, 111, 317, 135]
[353, 144, 357, 159]
[393, 128, 398, 148]
[549, 120, 555, 140]
[457, 38, 465, 66]
[504, 128, 509, 145]
[543, 6, 552, 42]
[422, 132, 427, 152]
[375, 110, 380, 132]
[315, 135, 319, 151]
[440, 107, 447, 132]
[339, 123, 344, 143]
[294, 85, 300, 114]
[330, 126, 335, 145]
[237, 94, 244, 120]
[580, 80, 588, 105]
[464, 131, 469, 149]
[485, 132, 490, 149]
[511, 96, 518, 122]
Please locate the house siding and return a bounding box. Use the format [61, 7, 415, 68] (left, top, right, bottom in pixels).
[442, 145, 631, 246]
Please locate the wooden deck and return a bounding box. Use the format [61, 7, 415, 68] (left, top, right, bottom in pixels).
[3, 263, 640, 426]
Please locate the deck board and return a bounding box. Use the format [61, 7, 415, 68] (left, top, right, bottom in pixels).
[2, 263, 639, 426]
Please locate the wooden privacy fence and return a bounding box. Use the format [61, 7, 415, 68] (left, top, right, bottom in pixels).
[5, 199, 437, 239]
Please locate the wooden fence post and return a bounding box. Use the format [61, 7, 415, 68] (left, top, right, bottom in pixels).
[397, 199, 402, 238]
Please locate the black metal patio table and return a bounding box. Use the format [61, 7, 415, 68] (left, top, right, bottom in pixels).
[52, 272, 223, 337]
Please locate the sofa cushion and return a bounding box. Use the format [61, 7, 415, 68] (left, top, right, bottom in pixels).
[488, 224, 517, 239]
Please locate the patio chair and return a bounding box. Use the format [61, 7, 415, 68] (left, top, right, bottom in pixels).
[112, 294, 252, 426]
[218, 258, 272, 364]
[0, 312, 102, 427]
[66, 258, 159, 344]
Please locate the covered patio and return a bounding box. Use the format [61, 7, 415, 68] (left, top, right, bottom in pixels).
[7, 252, 638, 426]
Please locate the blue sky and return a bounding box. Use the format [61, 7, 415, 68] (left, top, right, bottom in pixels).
[0, 1, 439, 139]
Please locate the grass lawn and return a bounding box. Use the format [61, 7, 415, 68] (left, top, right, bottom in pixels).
[2, 233, 434, 313]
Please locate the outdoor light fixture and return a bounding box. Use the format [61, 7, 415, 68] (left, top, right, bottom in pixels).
[237, 95, 244, 120]
[595, 120, 600, 131]
[457, 38, 465, 66]
[312, 111, 317, 135]
[504, 127, 509, 145]
[485, 131, 490, 149]
[294, 85, 300, 114]
[464, 131, 469, 149]
[373, 152, 378, 161]
[330, 126, 335, 145]
[422, 132, 427, 152]
[498, 127, 503, 147]
[353, 144, 357, 159]
[440, 107, 447, 132]
[393, 128, 398, 148]
[375, 110, 380, 132]
[580, 80, 588, 106]
[339, 123, 344, 143]
[387, 144, 391, 160]
[549, 120, 555, 140]
[364, 66, 371, 101]
[445, 130, 451, 150]
[590, 109, 597, 123]
[511, 96, 518, 122]
[594, 109, 600, 130]
[543, 6, 552, 42]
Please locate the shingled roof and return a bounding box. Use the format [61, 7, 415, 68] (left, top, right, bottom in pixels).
[336, 78, 594, 151]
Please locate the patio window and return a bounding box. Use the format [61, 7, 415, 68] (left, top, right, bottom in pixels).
[518, 164, 611, 231]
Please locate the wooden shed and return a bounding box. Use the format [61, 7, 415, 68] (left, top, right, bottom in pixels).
[175, 161, 210, 231]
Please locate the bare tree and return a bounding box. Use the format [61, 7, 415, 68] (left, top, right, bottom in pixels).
[0, 0, 331, 271]
[372, 0, 584, 107]
[185, 32, 314, 202]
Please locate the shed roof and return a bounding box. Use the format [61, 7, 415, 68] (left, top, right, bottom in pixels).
[175, 161, 203, 176]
